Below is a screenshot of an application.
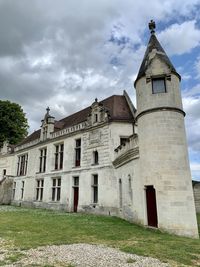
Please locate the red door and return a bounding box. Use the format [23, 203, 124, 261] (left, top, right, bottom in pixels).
[73, 187, 79, 212]
[146, 186, 158, 227]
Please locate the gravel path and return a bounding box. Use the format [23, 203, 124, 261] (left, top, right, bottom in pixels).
[0, 241, 170, 267]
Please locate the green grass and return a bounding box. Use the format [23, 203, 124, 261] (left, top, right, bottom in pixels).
[0, 207, 199, 267]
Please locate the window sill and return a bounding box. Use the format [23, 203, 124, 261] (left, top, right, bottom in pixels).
[51, 169, 63, 172]
[91, 163, 99, 166]
[36, 172, 46, 174]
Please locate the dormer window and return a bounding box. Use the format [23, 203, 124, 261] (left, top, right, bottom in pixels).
[152, 78, 166, 94]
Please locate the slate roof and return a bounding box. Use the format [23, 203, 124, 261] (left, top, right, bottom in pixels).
[17, 95, 134, 146]
[134, 33, 180, 86]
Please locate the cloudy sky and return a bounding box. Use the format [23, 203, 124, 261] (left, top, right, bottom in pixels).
[0, 0, 200, 180]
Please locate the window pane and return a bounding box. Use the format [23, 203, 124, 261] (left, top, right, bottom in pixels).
[152, 78, 166, 93]
[93, 187, 98, 203]
[57, 178, 61, 186]
[53, 178, 56, 187]
[76, 139, 81, 147]
[40, 188, 43, 201]
[93, 175, 98, 185]
[52, 188, 55, 201]
[57, 188, 61, 201]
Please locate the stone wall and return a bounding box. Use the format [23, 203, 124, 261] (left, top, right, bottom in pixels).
[193, 181, 200, 213]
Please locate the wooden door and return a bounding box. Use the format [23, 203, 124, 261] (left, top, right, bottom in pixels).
[146, 186, 158, 227]
[73, 187, 79, 212]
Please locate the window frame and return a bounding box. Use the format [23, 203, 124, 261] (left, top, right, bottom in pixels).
[17, 154, 28, 176]
[152, 77, 166, 94]
[36, 179, 44, 201]
[39, 148, 47, 173]
[92, 174, 98, 204]
[93, 151, 99, 165]
[54, 143, 64, 170]
[75, 139, 81, 167]
[51, 177, 61, 201]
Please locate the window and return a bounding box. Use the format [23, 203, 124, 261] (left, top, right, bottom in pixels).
[52, 178, 61, 201]
[54, 144, 64, 170]
[94, 113, 98, 123]
[39, 148, 47, 173]
[36, 179, 44, 201]
[21, 181, 25, 199]
[120, 137, 129, 146]
[93, 151, 99, 165]
[152, 78, 166, 94]
[119, 179, 122, 208]
[3, 169, 6, 177]
[92, 174, 98, 203]
[74, 176, 79, 186]
[75, 139, 81, 167]
[17, 154, 28, 176]
[128, 175, 133, 201]
[13, 182, 16, 199]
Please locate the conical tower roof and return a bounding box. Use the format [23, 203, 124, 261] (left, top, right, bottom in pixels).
[134, 20, 180, 86]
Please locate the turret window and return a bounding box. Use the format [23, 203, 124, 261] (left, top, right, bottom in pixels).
[152, 78, 166, 94]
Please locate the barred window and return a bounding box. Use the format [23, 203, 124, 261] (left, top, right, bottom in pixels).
[36, 179, 44, 201]
[52, 178, 61, 201]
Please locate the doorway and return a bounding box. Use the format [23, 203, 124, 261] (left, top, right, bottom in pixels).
[73, 177, 79, 212]
[146, 185, 158, 227]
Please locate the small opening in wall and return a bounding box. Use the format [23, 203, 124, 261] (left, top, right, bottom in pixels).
[93, 151, 99, 165]
[152, 77, 166, 94]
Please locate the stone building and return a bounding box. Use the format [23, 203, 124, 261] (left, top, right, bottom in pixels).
[193, 181, 200, 213]
[0, 21, 199, 238]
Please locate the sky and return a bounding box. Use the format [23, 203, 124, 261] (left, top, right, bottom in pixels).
[0, 0, 200, 180]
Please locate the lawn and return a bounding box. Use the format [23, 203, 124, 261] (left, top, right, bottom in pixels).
[0, 206, 199, 267]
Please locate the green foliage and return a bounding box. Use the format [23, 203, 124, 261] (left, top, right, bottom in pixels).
[0, 207, 199, 266]
[0, 100, 28, 146]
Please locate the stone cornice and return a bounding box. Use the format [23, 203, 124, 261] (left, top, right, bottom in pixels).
[113, 147, 139, 168]
[135, 107, 185, 121]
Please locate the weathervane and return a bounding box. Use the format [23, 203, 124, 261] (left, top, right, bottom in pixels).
[149, 20, 156, 34]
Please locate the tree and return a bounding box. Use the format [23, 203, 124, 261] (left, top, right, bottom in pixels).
[0, 100, 29, 146]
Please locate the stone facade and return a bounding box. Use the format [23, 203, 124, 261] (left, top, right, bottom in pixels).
[193, 181, 200, 213]
[0, 22, 199, 238]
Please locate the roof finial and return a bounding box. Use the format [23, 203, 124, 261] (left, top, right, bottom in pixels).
[149, 20, 156, 34]
[46, 106, 50, 114]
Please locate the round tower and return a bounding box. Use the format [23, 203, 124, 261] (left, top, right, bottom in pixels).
[134, 20, 199, 238]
